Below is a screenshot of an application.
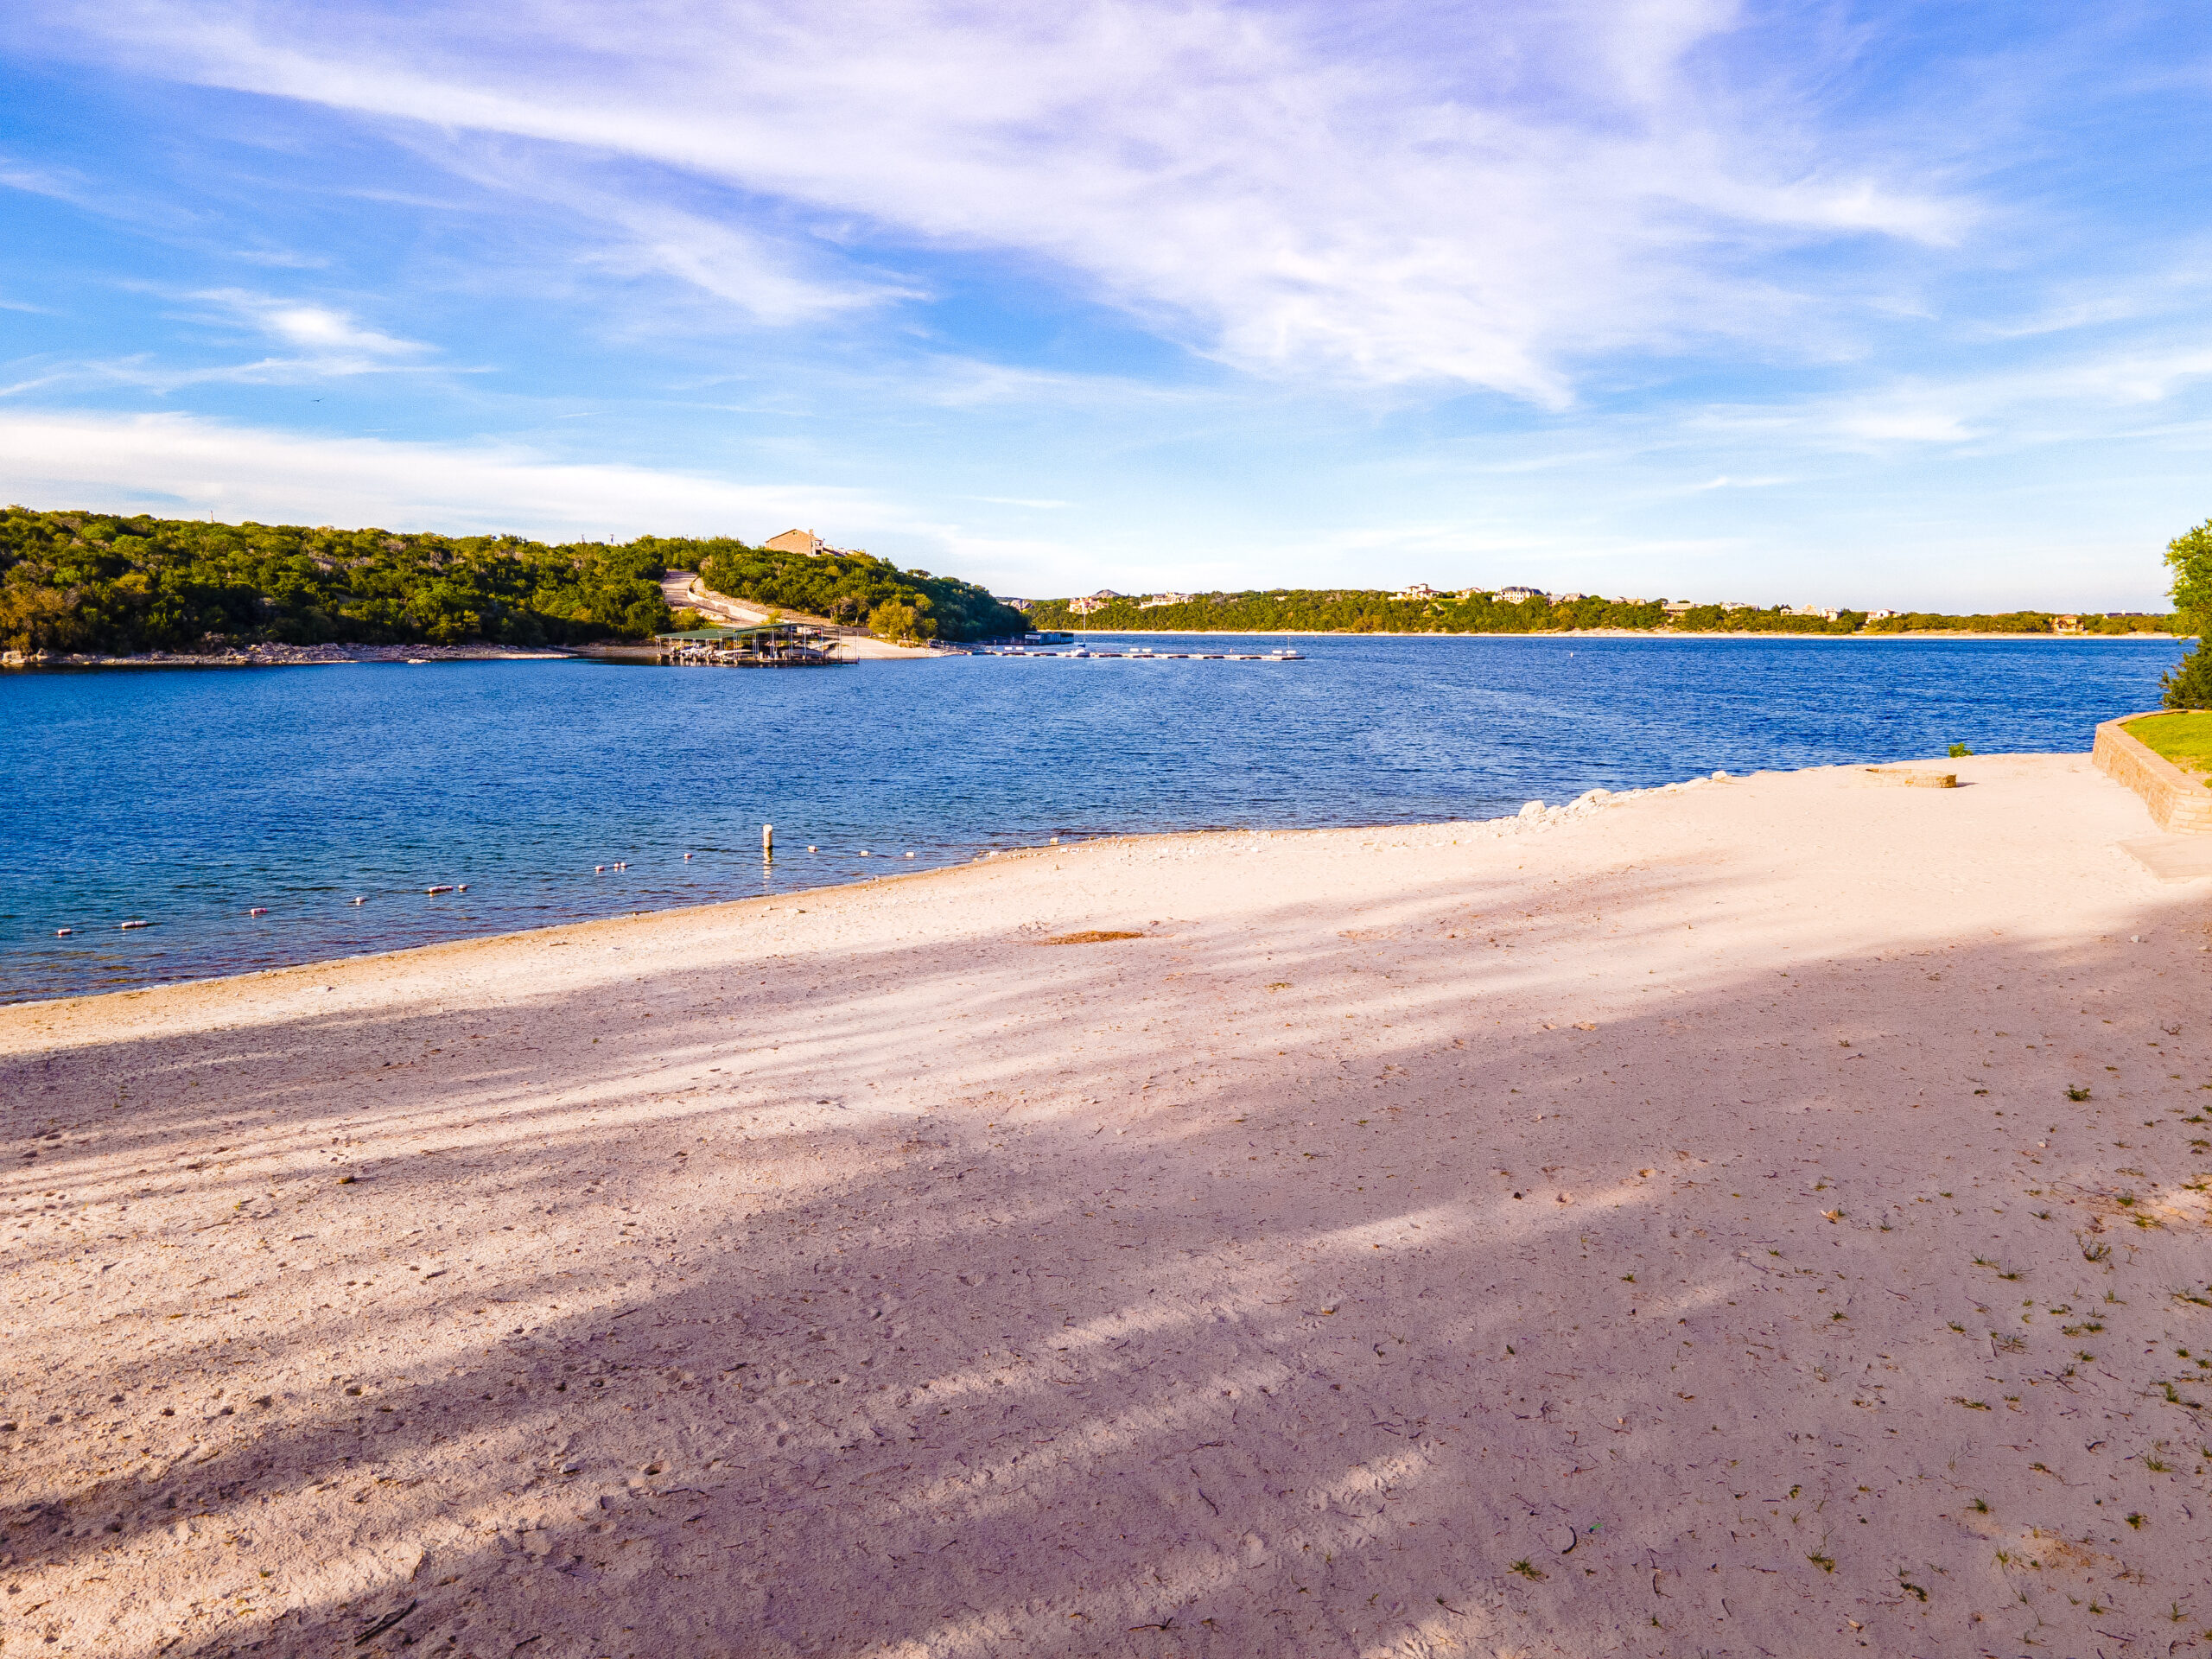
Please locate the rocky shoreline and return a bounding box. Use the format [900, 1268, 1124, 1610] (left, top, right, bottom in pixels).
[2, 642, 579, 669]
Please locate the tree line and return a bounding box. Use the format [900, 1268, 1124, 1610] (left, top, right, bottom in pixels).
[1020, 589, 2190, 640]
[0, 507, 680, 654]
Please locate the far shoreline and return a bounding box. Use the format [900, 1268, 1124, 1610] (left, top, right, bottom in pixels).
[1059, 626, 2196, 642]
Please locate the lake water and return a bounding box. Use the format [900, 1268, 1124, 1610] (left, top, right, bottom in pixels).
[3, 633, 2189, 1003]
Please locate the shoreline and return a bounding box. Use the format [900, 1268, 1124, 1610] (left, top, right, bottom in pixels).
[6, 753, 2210, 1656]
[3, 781, 1686, 1012]
[4, 630, 2192, 671]
[2, 642, 582, 669]
[1059, 626, 2196, 642]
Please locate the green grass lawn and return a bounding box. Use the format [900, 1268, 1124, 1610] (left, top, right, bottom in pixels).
[2126, 710, 2212, 779]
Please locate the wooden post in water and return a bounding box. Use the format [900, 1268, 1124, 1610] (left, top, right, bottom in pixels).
[762, 823, 773, 858]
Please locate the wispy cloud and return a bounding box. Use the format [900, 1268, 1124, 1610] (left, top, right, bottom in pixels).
[0, 289, 448, 394]
[193, 288, 427, 359]
[1690, 341, 2212, 454]
[18, 0, 1974, 401]
[0, 408, 884, 541]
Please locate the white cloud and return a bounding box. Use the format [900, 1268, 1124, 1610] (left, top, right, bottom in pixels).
[20, 0, 1972, 401]
[1688, 342, 2212, 454]
[193, 288, 426, 358]
[582, 204, 914, 327]
[0, 409, 882, 543]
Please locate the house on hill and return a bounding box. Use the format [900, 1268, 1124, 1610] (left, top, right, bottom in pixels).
[764, 528, 827, 556]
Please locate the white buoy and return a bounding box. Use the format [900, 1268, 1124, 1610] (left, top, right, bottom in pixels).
[456, 884, 467, 892]
[858, 849, 869, 856]
[249, 906, 268, 916]
[595, 865, 606, 874]
[54, 927, 71, 937]
[683, 852, 693, 861]
[120, 919, 149, 930]
[904, 851, 915, 858]
[807, 844, 817, 853]
[351, 897, 366, 906]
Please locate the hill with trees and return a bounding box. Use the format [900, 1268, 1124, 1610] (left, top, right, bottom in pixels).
[0, 509, 1027, 656]
[0, 506, 678, 655]
[685, 540, 1027, 642]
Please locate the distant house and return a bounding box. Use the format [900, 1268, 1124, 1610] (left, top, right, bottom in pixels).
[1395, 582, 1439, 601]
[1139, 592, 1196, 608]
[997, 597, 1033, 611]
[764, 528, 827, 556]
[1552, 592, 1586, 604]
[1662, 600, 1695, 616]
[1496, 586, 1545, 604]
[1787, 604, 1841, 621]
[1069, 596, 1105, 615]
[2052, 613, 2084, 634]
[1865, 608, 1897, 621]
[1719, 601, 1754, 613]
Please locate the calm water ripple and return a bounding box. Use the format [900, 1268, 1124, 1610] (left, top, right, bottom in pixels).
[3, 633, 2186, 1003]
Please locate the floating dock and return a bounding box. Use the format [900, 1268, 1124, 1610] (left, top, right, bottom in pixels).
[975, 645, 1304, 661]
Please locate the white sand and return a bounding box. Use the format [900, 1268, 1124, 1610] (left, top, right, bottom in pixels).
[5, 755, 2210, 1658]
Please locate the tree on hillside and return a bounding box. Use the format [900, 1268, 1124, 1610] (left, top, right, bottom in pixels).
[868, 599, 928, 642]
[2163, 518, 2211, 709]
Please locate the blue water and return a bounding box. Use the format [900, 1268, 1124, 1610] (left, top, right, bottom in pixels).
[2, 633, 2187, 1003]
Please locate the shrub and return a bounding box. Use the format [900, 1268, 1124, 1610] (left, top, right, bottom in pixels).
[2163, 642, 2212, 710]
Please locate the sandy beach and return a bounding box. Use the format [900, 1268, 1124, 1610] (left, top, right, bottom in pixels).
[5, 754, 2210, 1658]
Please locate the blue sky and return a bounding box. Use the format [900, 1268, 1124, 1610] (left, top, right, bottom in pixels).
[0, 1, 2207, 607]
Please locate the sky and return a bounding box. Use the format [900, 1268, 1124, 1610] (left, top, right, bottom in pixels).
[0, 2, 2207, 609]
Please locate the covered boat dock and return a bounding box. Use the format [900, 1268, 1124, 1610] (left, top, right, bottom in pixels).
[651, 625, 846, 666]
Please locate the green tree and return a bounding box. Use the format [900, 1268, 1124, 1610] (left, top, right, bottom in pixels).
[2169, 519, 2211, 631]
[2162, 647, 2212, 709]
[868, 599, 925, 641]
[2164, 518, 2212, 709]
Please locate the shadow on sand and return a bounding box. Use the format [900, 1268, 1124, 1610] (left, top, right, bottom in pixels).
[4, 864, 2210, 1658]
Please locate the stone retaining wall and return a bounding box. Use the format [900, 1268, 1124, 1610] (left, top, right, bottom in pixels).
[2094, 714, 2212, 833]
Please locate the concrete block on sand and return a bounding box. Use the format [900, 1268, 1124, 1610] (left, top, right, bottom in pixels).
[4, 753, 2209, 1657]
